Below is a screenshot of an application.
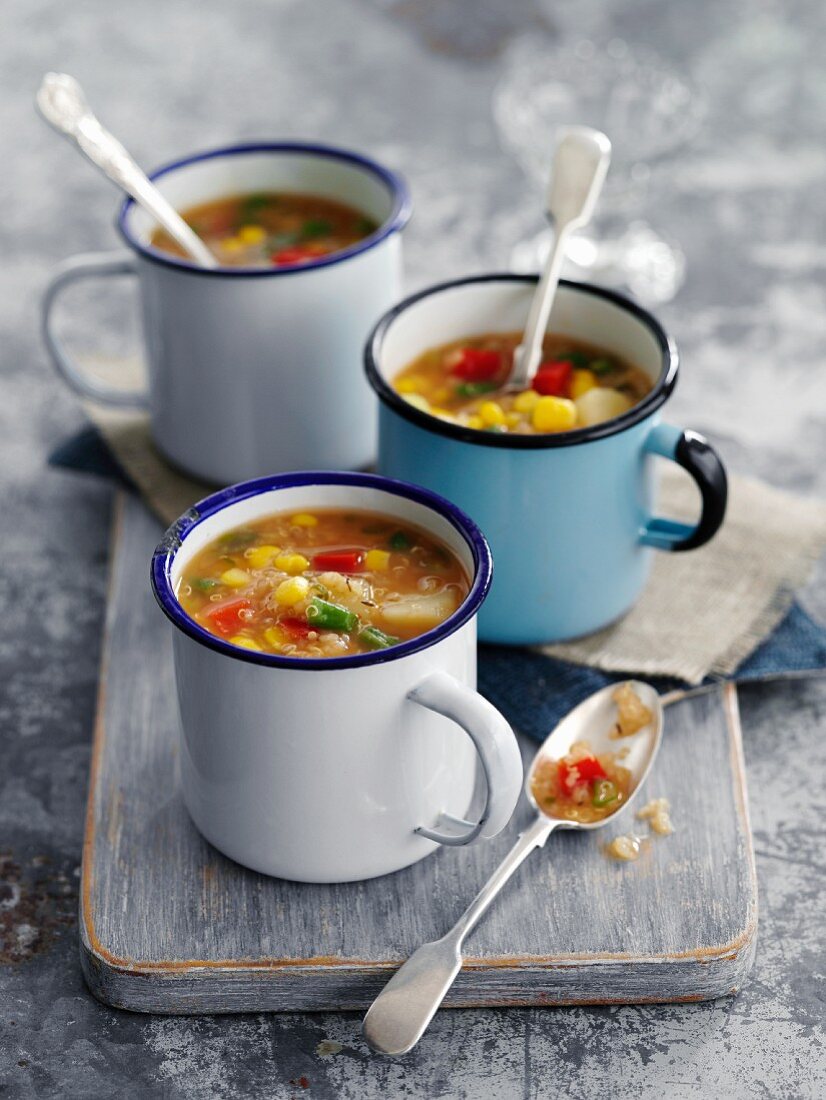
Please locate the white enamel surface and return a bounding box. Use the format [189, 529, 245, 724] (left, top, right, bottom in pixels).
[379, 280, 665, 385]
[123, 149, 404, 484]
[175, 622, 479, 882]
[167, 482, 521, 882]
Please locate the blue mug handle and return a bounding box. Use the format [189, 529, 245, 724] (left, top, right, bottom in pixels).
[640, 423, 728, 552]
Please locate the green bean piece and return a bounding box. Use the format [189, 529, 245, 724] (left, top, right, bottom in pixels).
[592, 779, 619, 807]
[306, 597, 359, 632]
[389, 530, 412, 551]
[561, 349, 590, 367]
[358, 625, 401, 651]
[192, 577, 219, 591]
[590, 358, 614, 376]
[218, 529, 256, 551]
[300, 218, 333, 239]
[455, 381, 498, 397]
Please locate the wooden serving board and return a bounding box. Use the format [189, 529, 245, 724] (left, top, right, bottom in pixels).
[80, 493, 757, 1014]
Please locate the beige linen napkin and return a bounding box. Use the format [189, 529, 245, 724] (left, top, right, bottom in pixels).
[82, 359, 826, 685]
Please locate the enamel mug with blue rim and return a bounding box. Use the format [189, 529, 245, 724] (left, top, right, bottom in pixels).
[366, 275, 727, 645]
[43, 142, 411, 485]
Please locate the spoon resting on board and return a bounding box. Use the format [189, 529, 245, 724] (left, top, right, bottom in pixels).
[36, 72, 218, 269]
[362, 680, 663, 1056]
[504, 126, 611, 393]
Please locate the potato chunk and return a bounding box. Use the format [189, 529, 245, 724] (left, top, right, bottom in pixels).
[574, 386, 632, 427]
[380, 589, 460, 632]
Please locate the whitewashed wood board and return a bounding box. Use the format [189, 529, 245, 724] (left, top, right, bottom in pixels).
[80, 493, 758, 1013]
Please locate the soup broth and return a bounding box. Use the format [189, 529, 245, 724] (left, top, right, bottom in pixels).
[151, 191, 378, 268]
[392, 332, 653, 435]
[177, 508, 470, 658]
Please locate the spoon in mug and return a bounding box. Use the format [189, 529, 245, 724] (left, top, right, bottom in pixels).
[504, 126, 611, 393]
[362, 680, 663, 1056]
[36, 73, 218, 269]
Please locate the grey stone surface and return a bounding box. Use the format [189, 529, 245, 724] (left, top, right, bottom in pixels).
[0, 0, 824, 1096]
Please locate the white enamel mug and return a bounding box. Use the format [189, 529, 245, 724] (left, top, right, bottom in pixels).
[42, 142, 411, 484]
[151, 472, 523, 883]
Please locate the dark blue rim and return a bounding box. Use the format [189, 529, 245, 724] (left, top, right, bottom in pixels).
[151, 471, 492, 671]
[118, 141, 412, 277]
[365, 274, 679, 449]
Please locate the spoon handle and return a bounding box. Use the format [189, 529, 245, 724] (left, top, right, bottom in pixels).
[508, 221, 572, 390]
[508, 127, 611, 391]
[363, 815, 556, 1056]
[36, 73, 217, 269]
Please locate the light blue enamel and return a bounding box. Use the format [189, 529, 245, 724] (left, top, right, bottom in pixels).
[379, 406, 682, 644]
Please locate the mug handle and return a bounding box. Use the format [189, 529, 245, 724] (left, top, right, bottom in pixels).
[41, 251, 149, 408]
[640, 423, 728, 552]
[408, 670, 523, 846]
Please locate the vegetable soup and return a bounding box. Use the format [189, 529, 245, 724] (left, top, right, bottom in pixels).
[392, 332, 653, 435]
[177, 509, 470, 658]
[151, 192, 378, 268]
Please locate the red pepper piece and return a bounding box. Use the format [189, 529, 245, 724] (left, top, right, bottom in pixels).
[279, 617, 313, 638]
[558, 755, 607, 794]
[312, 549, 365, 573]
[450, 348, 501, 382]
[532, 360, 573, 397]
[271, 245, 319, 266]
[205, 598, 251, 636]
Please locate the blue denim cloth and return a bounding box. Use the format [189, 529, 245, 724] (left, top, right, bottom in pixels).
[51, 427, 826, 742]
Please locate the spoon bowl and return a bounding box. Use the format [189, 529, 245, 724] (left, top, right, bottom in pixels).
[525, 679, 663, 829]
[363, 680, 663, 1056]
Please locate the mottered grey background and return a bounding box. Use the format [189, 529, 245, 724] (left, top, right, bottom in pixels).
[1, 0, 825, 1096]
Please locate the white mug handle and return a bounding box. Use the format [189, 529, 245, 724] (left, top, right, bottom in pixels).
[41, 250, 149, 408]
[408, 670, 523, 846]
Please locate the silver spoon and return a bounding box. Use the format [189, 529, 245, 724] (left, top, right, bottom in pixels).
[504, 126, 611, 393]
[362, 680, 663, 1056]
[36, 73, 218, 269]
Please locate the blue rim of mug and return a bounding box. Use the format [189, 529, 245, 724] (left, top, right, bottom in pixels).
[364, 274, 679, 449]
[117, 141, 412, 277]
[151, 471, 492, 671]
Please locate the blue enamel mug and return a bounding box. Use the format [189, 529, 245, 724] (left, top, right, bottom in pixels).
[365, 274, 727, 645]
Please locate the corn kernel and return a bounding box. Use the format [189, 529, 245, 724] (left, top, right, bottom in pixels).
[238, 224, 266, 244]
[264, 626, 286, 649]
[274, 576, 310, 606]
[291, 513, 318, 527]
[478, 401, 505, 427]
[247, 544, 281, 569]
[505, 411, 523, 428]
[365, 549, 391, 571]
[466, 415, 483, 430]
[229, 634, 262, 651]
[221, 567, 250, 588]
[514, 390, 540, 414]
[396, 376, 423, 394]
[570, 368, 598, 400]
[221, 237, 244, 253]
[403, 394, 430, 413]
[275, 553, 310, 575]
[531, 395, 578, 433]
[432, 386, 452, 404]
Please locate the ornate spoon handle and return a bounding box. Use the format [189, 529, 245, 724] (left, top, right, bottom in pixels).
[36, 73, 217, 269]
[363, 815, 557, 1056]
